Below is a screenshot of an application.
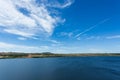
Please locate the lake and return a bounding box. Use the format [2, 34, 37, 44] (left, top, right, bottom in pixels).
[0, 57, 120, 80]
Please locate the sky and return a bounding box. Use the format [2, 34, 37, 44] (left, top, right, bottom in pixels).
[0, 0, 120, 53]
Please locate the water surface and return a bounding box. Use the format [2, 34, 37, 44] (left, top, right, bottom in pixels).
[0, 57, 120, 80]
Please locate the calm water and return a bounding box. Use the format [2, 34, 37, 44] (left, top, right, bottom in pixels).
[0, 57, 120, 80]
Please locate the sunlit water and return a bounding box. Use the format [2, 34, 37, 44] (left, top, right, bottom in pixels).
[0, 57, 120, 80]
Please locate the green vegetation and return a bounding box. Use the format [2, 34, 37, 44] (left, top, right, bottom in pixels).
[0, 52, 120, 59]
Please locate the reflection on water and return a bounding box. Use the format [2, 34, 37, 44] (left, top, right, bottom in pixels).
[0, 57, 120, 80]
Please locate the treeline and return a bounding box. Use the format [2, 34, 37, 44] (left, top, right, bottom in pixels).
[0, 52, 54, 58]
[0, 52, 120, 59]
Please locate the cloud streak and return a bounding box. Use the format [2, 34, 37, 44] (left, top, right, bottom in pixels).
[75, 18, 110, 38]
[46, 0, 74, 9]
[0, 0, 73, 39]
[106, 35, 120, 39]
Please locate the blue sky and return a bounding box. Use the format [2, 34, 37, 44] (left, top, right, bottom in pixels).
[0, 0, 120, 53]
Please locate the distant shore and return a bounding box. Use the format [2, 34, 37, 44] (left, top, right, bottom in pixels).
[0, 52, 120, 59]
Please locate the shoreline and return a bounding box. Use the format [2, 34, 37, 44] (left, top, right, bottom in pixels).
[0, 52, 120, 59]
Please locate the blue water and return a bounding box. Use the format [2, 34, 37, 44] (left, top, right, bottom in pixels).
[0, 57, 120, 80]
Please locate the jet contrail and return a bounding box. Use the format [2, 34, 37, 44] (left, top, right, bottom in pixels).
[75, 18, 110, 38]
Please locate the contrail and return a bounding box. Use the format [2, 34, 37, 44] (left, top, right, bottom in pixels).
[75, 18, 110, 38]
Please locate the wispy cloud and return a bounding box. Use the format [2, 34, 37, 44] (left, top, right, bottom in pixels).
[86, 36, 101, 40]
[47, 0, 74, 9]
[0, 41, 50, 52]
[48, 39, 61, 44]
[88, 48, 105, 53]
[76, 37, 81, 40]
[18, 37, 27, 40]
[0, 41, 119, 53]
[0, 0, 73, 39]
[60, 32, 73, 38]
[106, 35, 120, 39]
[75, 18, 110, 38]
[0, 41, 65, 53]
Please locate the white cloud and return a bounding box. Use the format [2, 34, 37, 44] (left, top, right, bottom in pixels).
[106, 35, 120, 39]
[0, 42, 49, 52]
[0, 0, 73, 39]
[4, 29, 35, 38]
